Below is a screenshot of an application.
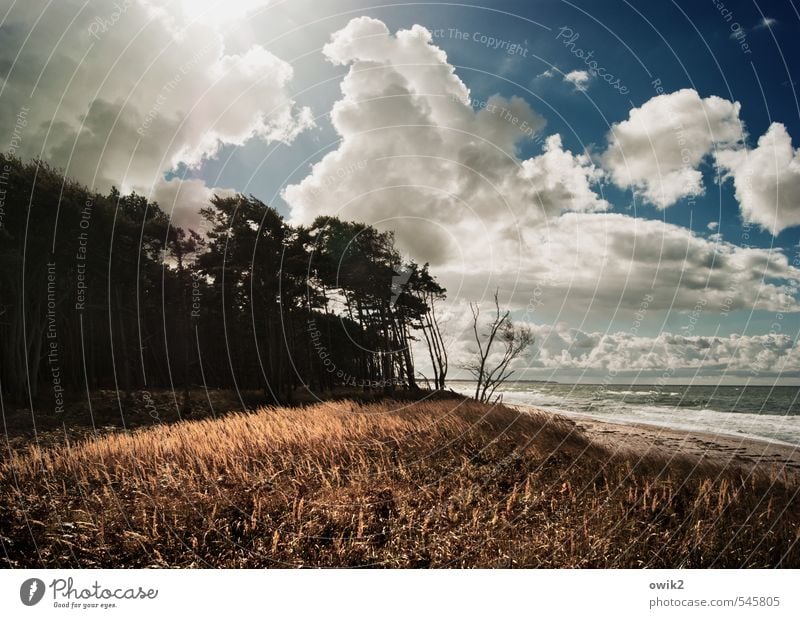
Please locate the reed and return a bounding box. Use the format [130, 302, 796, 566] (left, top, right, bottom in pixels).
[1, 399, 797, 567]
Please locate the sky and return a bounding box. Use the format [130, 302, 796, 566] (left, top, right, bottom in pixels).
[2, 0, 800, 383]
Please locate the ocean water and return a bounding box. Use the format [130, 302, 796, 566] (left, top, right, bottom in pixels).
[449, 381, 800, 446]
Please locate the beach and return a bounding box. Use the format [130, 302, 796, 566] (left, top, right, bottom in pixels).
[511, 403, 800, 480]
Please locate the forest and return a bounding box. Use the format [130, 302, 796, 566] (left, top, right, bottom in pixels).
[0, 155, 448, 411]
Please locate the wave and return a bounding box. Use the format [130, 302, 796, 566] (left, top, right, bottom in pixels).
[450, 383, 800, 446]
[571, 405, 800, 447]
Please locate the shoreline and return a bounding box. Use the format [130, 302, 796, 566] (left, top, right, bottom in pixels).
[509, 403, 800, 479]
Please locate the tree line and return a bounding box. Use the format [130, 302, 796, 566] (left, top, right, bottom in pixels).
[0, 155, 448, 410]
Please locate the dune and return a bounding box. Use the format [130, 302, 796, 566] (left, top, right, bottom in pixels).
[1, 398, 797, 567]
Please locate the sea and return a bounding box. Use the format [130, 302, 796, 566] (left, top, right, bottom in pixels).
[449, 381, 800, 446]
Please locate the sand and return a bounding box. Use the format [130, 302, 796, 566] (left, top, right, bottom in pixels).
[512, 404, 800, 480]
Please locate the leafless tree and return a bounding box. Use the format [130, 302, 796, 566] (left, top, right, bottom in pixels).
[463, 291, 533, 403]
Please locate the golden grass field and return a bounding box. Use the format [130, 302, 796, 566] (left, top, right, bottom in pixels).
[1, 398, 798, 567]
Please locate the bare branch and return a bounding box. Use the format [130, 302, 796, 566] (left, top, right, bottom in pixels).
[461, 290, 533, 403]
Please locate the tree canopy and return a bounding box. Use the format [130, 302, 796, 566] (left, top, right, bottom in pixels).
[0, 155, 448, 410]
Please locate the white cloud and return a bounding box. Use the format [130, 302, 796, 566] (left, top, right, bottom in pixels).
[0, 0, 311, 224]
[150, 177, 237, 230]
[756, 17, 778, 30]
[716, 123, 800, 235]
[284, 17, 607, 265]
[564, 70, 590, 92]
[443, 285, 800, 380]
[520, 324, 800, 377]
[410, 211, 800, 341]
[498, 212, 800, 315]
[281, 20, 800, 323]
[707, 221, 719, 231]
[537, 67, 590, 92]
[601, 88, 744, 209]
[517, 135, 608, 216]
[602, 89, 800, 238]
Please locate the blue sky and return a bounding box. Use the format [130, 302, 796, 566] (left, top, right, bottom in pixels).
[3, 0, 800, 382]
[190, 0, 800, 250]
[176, 0, 800, 346]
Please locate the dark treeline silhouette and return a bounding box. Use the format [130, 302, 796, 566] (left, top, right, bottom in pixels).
[0, 155, 448, 410]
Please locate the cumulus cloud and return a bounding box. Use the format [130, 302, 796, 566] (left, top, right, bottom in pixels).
[522, 323, 800, 377]
[601, 88, 744, 209]
[442, 289, 800, 380]
[602, 88, 800, 238]
[564, 70, 590, 92]
[402, 210, 800, 338]
[500, 213, 800, 315]
[284, 17, 607, 265]
[537, 66, 590, 91]
[715, 123, 800, 235]
[0, 0, 311, 225]
[282, 20, 799, 321]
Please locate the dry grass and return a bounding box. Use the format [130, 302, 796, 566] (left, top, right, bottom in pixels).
[1, 398, 798, 567]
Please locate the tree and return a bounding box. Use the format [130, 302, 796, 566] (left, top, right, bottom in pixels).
[165, 227, 204, 410]
[308, 216, 430, 392]
[403, 262, 448, 390]
[0, 155, 448, 410]
[463, 290, 532, 403]
[195, 195, 288, 402]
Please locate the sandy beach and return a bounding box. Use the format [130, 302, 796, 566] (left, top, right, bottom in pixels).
[513, 404, 800, 480]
